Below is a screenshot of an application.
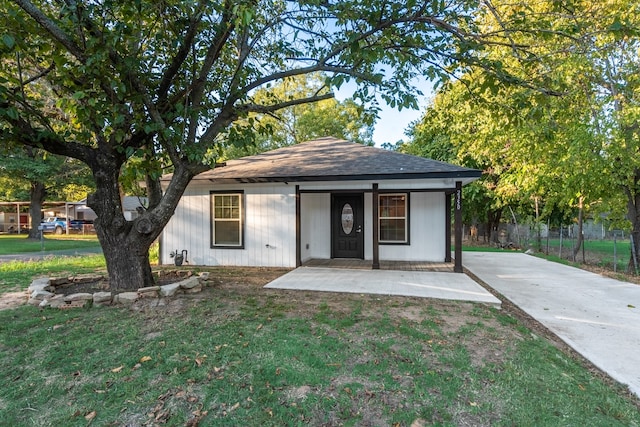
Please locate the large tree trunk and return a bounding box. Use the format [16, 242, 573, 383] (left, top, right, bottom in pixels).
[87, 157, 197, 292]
[97, 224, 156, 293]
[485, 208, 503, 244]
[624, 174, 640, 273]
[572, 196, 584, 262]
[27, 181, 46, 239]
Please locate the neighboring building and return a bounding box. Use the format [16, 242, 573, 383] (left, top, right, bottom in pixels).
[0, 211, 28, 233]
[160, 137, 481, 271]
[46, 196, 148, 222]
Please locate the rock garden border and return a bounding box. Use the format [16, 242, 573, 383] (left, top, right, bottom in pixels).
[26, 270, 210, 309]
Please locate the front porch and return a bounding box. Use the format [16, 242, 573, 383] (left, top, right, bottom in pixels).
[264, 264, 500, 305]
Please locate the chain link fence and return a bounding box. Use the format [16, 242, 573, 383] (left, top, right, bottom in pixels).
[465, 221, 636, 274]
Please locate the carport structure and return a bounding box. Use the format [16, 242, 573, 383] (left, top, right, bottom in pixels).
[0, 201, 90, 235]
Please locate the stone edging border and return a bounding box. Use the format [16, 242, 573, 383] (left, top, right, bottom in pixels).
[26, 272, 210, 309]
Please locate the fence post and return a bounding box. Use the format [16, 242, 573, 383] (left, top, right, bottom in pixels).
[559, 225, 563, 259]
[631, 233, 639, 275]
[613, 232, 617, 273]
[546, 218, 550, 255]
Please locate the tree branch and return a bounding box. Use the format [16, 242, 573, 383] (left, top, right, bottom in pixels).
[157, 0, 208, 102]
[243, 92, 334, 115]
[14, 0, 86, 62]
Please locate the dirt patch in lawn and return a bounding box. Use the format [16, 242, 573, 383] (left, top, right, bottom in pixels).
[0, 292, 27, 310]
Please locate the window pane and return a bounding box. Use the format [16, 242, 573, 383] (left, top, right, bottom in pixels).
[214, 195, 240, 219]
[380, 219, 406, 242]
[380, 195, 406, 218]
[214, 221, 240, 245]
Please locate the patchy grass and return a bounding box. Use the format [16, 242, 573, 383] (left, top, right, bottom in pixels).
[0, 234, 100, 255]
[0, 268, 638, 426]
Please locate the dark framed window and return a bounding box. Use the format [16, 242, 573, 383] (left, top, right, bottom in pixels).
[211, 191, 244, 248]
[379, 193, 409, 244]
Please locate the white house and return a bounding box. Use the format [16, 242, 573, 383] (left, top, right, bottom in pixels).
[160, 137, 481, 272]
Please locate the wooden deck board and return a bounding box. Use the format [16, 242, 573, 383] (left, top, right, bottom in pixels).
[302, 259, 455, 272]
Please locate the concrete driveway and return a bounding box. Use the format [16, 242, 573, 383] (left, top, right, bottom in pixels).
[463, 251, 640, 398]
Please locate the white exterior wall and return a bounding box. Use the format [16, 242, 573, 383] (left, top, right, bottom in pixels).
[300, 193, 331, 262]
[162, 183, 296, 267]
[163, 178, 450, 267]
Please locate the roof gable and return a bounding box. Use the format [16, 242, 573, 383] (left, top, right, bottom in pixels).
[190, 137, 481, 183]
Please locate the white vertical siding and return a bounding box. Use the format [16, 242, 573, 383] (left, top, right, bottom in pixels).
[162, 187, 209, 265]
[162, 183, 296, 267]
[300, 193, 330, 262]
[364, 193, 373, 260]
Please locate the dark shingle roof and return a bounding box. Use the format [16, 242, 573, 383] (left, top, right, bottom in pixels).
[191, 137, 481, 183]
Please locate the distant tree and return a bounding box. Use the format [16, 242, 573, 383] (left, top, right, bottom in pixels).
[0, 147, 93, 238]
[404, 1, 634, 256]
[222, 74, 376, 158]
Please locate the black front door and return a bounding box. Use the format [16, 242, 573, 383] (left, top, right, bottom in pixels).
[332, 194, 364, 259]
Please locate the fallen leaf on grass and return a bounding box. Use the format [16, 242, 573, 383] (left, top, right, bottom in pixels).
[111, 366, 124, 373]
[85, 411, 97, 421]
[186, 410, 208, 427]
[195, 354, 207, 367]
[140, 355, 152, 363]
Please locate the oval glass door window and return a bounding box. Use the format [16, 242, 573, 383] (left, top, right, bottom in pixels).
[341, 203, 354, 234]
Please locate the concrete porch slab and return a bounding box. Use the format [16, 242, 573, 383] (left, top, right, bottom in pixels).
[264, 267, 501, 306]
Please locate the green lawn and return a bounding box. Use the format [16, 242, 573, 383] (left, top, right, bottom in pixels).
[0, 259, 639, 426]
[0, 254, 106, 293]
[0, 234, 100, 255]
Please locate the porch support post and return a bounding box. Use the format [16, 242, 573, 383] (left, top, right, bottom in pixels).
[445, 192, 452, 262]
[372, 183, 379, 269]
[454, 181, 463, 273]
[295, 185, 301, 267]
